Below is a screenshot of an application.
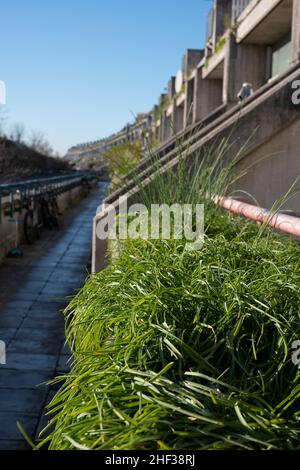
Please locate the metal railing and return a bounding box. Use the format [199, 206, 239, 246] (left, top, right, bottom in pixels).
[232, 0, 252, 21]
[0, 172, 98, 224]
[206, 7, 215, 43]
[0, 170, 100, 257]
[0, 172, 97, 196]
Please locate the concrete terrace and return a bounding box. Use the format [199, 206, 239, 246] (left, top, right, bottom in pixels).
[0, 183, 107, 450]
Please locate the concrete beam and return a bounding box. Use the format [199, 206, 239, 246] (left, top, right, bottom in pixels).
[173, 104, 184, 134]
[160, 110, 172, 142]
[183, 49, 203, 78]
[168, 77, 176, 97]
[159, 114, 164, 142]
[184, 77, 195, 127]
[193, 67, 223, 123]
[214, 0, 233, 49]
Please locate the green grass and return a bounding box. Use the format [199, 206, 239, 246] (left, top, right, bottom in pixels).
[40, 222, 300, 450]
[38, 142, 300, 450]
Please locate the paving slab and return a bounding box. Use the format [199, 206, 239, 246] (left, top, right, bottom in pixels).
[3, 353, 58, 371]
[0, 328, 17, 342]
[0, 388, 47, 413]
[8, 338, 62, 356]
[0, 413, 37, 440]
[13, 292, 40, 302]
[0, 440, 30, 450]
[21, 316, 64, 331]
[0, 369, 52, 389]
[27, 300, 65, 314]
[0, 313, 25, 329]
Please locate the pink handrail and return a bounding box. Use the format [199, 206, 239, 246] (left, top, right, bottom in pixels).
[215, 196, 300, 238]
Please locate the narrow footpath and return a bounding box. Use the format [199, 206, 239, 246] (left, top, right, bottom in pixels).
[0, 183, 107, 450]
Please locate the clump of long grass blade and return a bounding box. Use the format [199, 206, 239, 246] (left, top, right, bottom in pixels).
[38, 223, 300, 450]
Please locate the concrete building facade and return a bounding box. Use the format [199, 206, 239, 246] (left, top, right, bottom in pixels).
[148, 0, 300, 145]
[73, 0, 300, 161]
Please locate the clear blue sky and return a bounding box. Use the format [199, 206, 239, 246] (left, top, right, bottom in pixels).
[0, 0, 211, 155]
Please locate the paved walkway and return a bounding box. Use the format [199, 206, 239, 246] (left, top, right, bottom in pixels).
[0, 183, 107, 449]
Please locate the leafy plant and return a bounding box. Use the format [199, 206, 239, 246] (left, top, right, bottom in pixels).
[215, 36, 226, 55]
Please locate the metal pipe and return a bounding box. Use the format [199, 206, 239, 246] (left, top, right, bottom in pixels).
[215, 196, 300, 238]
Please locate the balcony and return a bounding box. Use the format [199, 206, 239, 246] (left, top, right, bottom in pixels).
[237, 0, 293, 44]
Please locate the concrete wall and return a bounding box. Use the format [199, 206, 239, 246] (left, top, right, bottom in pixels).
[223, 32, 269, 103]
[234, 118, 300, 209]
[292, 0, 300, 63]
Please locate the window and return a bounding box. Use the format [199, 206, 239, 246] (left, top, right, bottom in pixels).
[271, 33, 291, 78]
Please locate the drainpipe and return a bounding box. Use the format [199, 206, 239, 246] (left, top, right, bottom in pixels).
[215, 196, 300, 238]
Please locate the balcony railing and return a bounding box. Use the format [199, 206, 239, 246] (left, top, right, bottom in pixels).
[206, 7, 215, 42]
[232, 0, 252, 21]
